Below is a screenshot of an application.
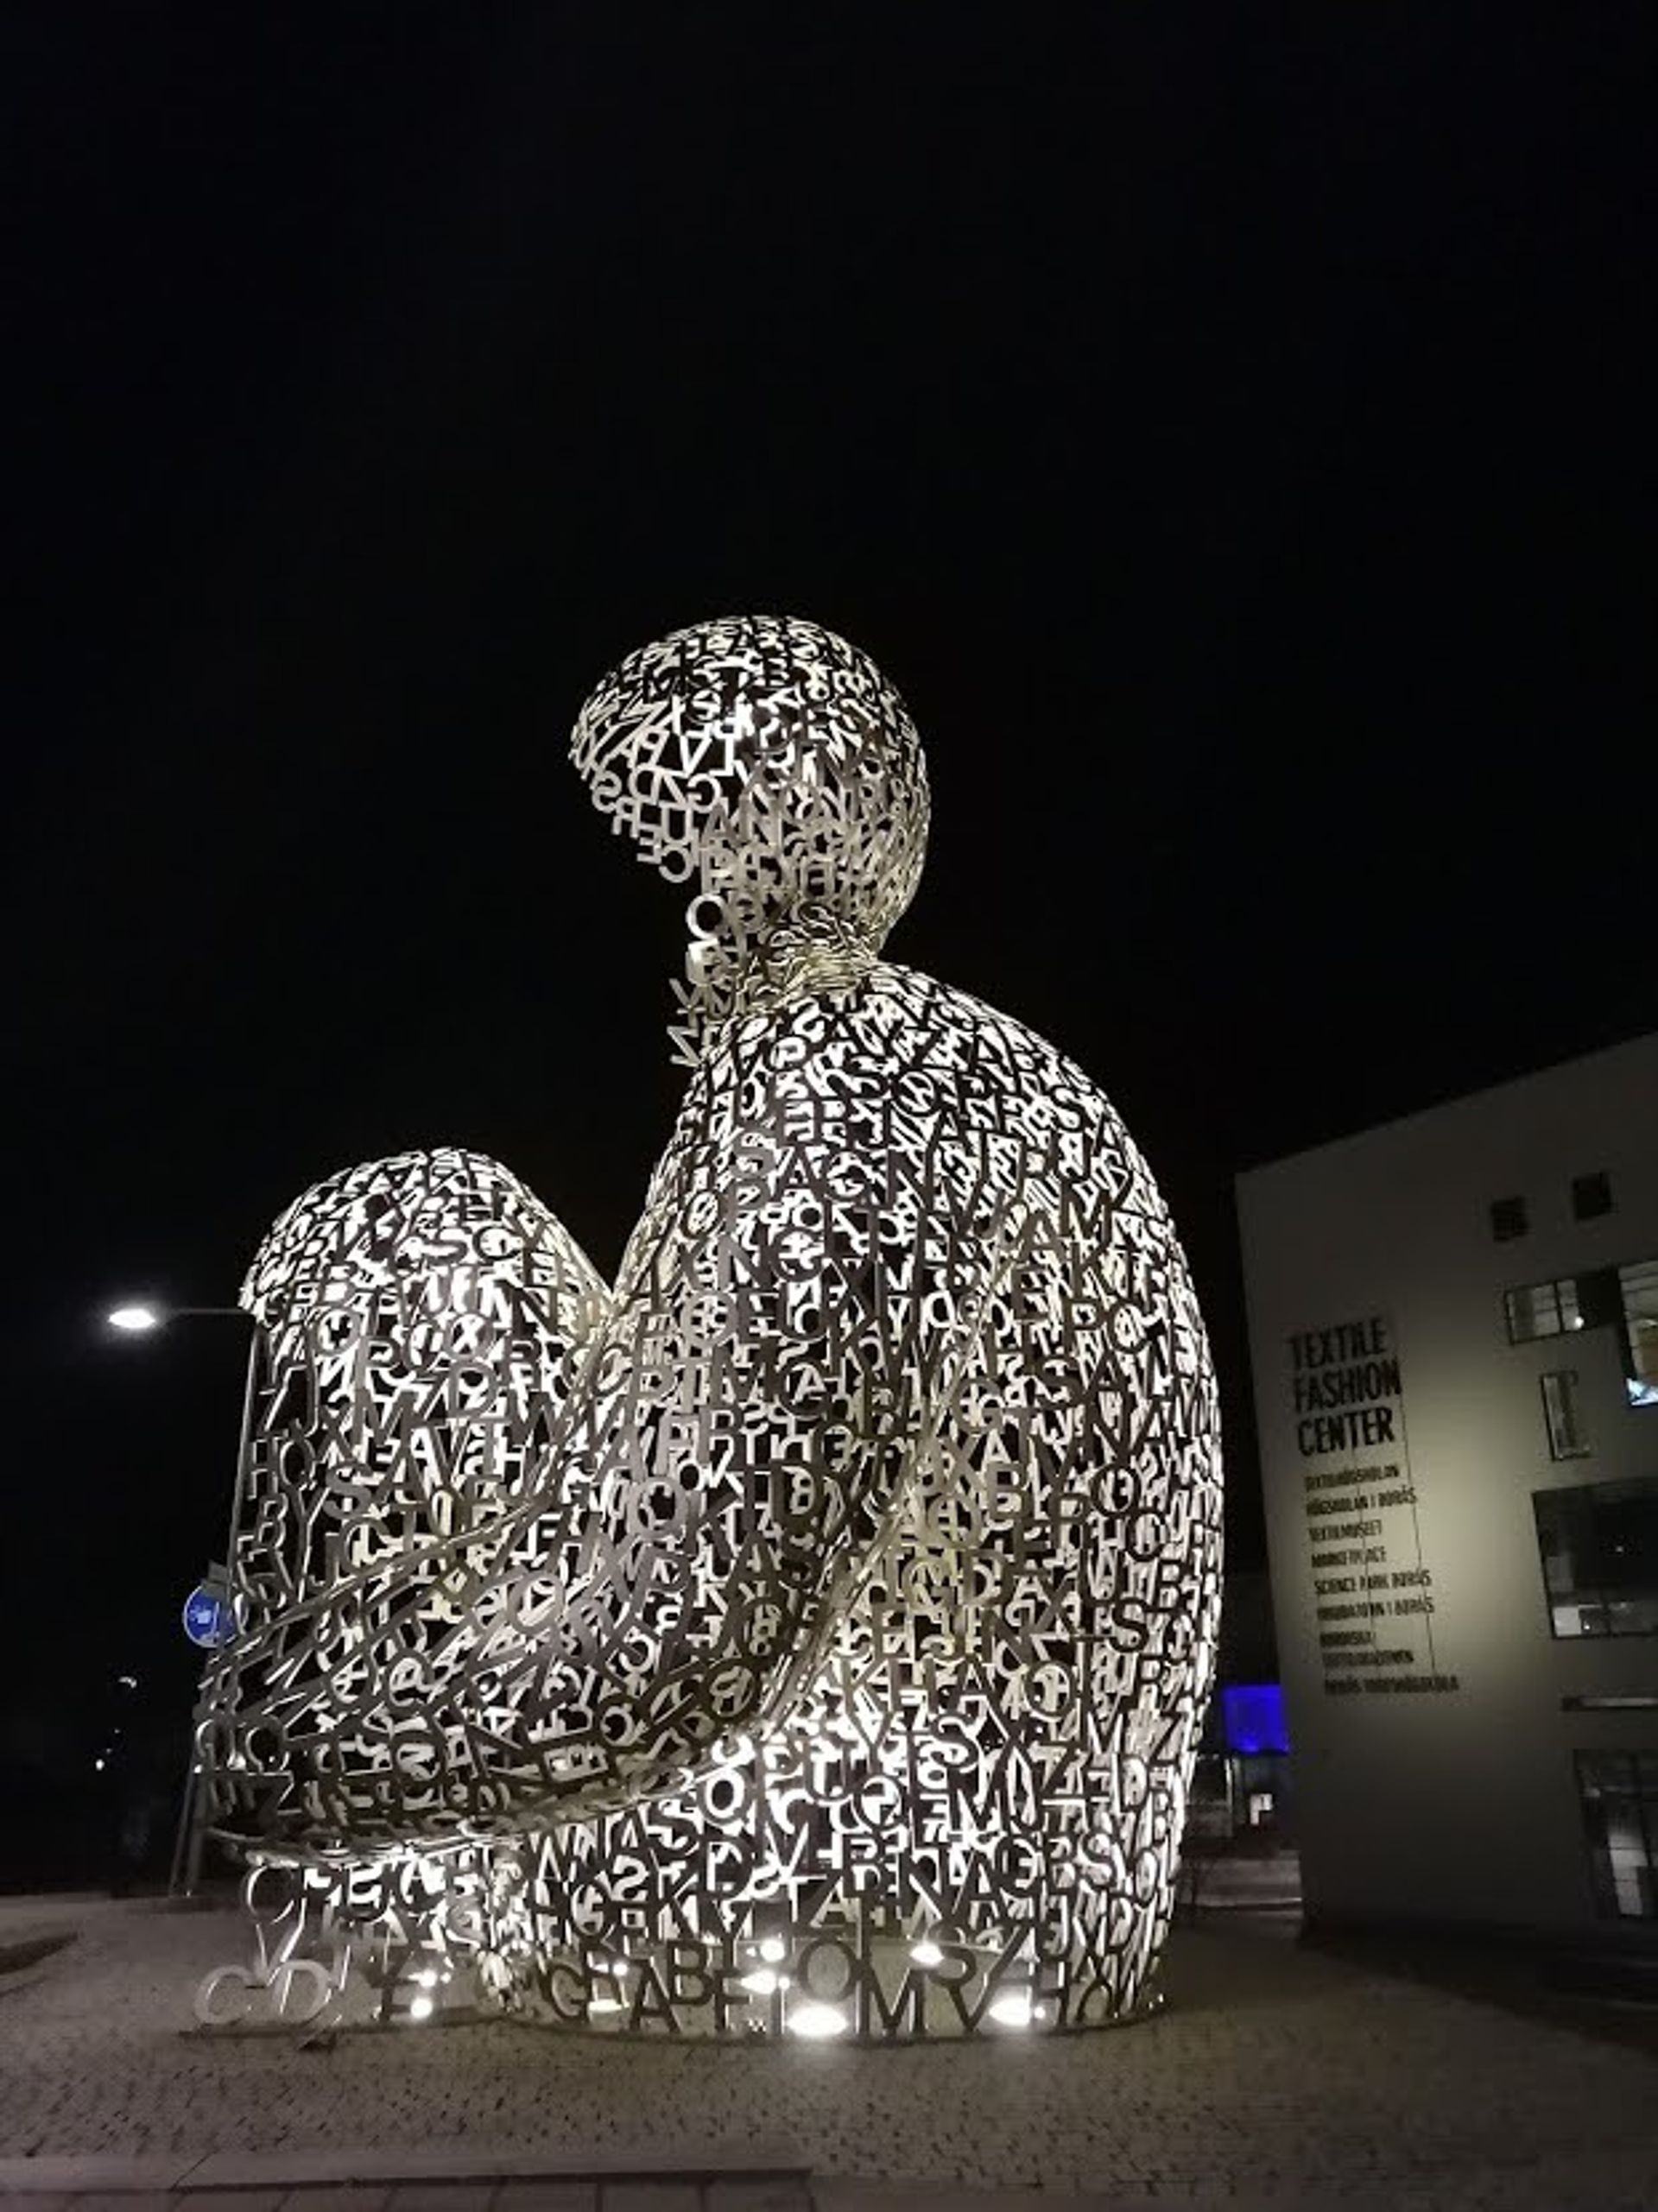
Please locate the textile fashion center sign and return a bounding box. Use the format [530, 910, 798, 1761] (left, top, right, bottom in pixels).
[1289, 1316, 1459, 1697]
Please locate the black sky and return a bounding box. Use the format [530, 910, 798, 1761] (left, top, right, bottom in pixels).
[4, 8, 1653, 1806]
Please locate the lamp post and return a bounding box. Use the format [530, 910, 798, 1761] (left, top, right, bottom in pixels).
[105, 1299, 263, 1899]
[107, 1303, 245, 1332]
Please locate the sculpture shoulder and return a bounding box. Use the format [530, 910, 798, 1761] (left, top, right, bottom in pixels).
[699, 959, 1110, 1113]
[676, 959, 1162, 1217]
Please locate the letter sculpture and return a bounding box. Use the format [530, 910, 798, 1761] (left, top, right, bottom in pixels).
[197, 616, 1223, 2040]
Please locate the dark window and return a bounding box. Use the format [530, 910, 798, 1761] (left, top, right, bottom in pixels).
[1490, 1195, 1528, 1242]
[1573, 1171, 1613, 1221]
[1533, 1479, 1658, 1637]
[1540, 1370, 1590, 1459]
[1576, 1751, 1658, 1919]
[1579, 1265, 1625, 1330]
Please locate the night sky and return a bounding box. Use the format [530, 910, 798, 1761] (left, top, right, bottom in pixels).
[5, 9, 1652, 1868]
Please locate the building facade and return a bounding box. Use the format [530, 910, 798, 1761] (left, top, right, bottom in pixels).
[1237, 1033, 1658, 1945]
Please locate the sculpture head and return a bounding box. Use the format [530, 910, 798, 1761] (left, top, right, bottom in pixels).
[570, 616, 929, 1036]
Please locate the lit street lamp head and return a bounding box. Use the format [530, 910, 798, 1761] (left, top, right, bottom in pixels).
[107, 1304, 161, 1332]
[103, 1301, 250, 1334]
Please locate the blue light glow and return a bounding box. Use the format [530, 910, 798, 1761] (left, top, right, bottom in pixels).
[182, 1587, 236, 1650]
[1220, 1682, 1288, 1755]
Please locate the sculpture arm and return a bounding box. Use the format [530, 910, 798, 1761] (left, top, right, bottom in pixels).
[209, 991, 1001, 1849]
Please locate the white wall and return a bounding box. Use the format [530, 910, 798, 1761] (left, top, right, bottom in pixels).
[1237, 1032, 1658, 1940]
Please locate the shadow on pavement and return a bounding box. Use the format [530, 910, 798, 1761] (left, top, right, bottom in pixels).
[1299, 1919, 1658, 2062]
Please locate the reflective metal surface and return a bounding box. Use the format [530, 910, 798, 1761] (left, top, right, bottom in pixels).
[199, 616, 1223, 2038]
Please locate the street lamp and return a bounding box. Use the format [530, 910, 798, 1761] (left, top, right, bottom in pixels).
[105, 1303, 247, 1332]
[102, 1295, 262, 1898]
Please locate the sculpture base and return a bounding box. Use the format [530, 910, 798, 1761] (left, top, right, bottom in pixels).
[193, 1851, 1178, 2042]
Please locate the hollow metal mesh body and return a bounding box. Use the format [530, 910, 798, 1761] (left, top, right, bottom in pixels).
[196, 617, 1223, 2040]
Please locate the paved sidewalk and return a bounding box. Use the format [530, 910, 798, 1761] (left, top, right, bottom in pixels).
[1, 1898, 1655, 2209]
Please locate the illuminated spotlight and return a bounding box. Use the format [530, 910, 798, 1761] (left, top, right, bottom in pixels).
[93, 1757, 105, 1773]
[908, 1938, 943, 1968]
[740, 1969, 790, 1996]
[758, 1936, 787, 1963]
[788, 2003, 847, 2038]
[589, 1995, 623, 2016]
[107, 1305, 161, 1332]
[987, 1993, 1035, 2028]
[408, 1994, 434, 2021]
[414, 1969, 438, 1988]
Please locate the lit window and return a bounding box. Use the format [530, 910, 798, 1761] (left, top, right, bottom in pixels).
[1576, 1751, 1658, 1920]
[1572, 1171, 1613, 1222]
[1533, 1479, 1658, 1638]
[1505, 1263, 1642, 1349]
[1490, 1195, 1528, 1243]
[1506, 1278, 1580, 1341]
[1540, 1370, 1589, 1460]
[1507, 1281, 1563, 1341]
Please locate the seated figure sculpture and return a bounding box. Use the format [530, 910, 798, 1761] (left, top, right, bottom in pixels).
[200, 616, 1224, 2039]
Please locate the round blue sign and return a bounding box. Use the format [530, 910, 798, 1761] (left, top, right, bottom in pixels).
[183, 1586, 236, 1649]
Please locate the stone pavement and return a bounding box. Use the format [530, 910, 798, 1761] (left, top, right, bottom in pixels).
[0, 1896, 1655, 2209]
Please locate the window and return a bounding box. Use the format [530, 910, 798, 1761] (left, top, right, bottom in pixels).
[1505, 1258, 1658, 1406]
[1533, 1479, 1658, 1637]
[1619, 1259, 1658, 1409]
[1490, 1195, 1528, 1242]
[1573, 1171, 1613, 1221]
[1505, 1275, 1582, 1342]
[1576, 1751, 1658, 1919]
[1540, 1369, 1590, 1459]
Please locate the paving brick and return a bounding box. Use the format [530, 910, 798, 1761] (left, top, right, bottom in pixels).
[705, 2184, 812, 2212]
[281, 2192, 392, 2212]
[384, 2190, 497, 2212]
[0, 2163, 198, 2196]
[598, 2190, 699, 2212]
[180, 2196, 287, 2212]
[490, 2190, 593, 2212]
[60, 2198, 178, 2212]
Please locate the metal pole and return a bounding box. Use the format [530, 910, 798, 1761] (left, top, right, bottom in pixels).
[166, 1761, 196, 1898]
[171, 1319, 263, 1899]
[219, 1319, 264, 1621]
[181, 1747, 208, 1897]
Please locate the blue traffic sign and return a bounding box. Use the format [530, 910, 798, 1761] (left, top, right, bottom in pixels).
[182, 1585, 236, 1650]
